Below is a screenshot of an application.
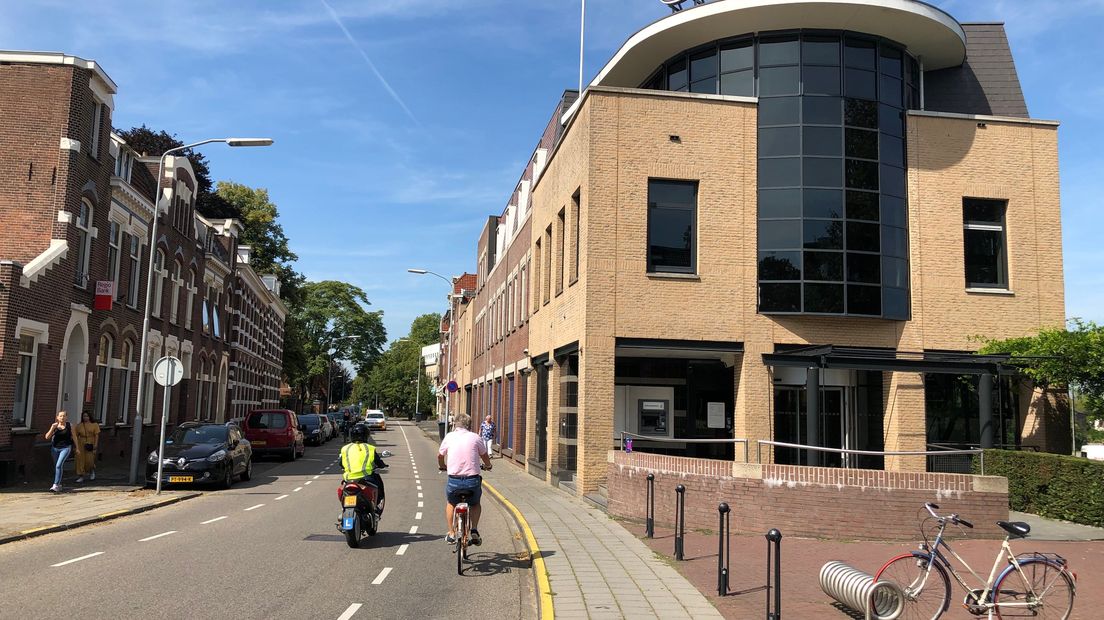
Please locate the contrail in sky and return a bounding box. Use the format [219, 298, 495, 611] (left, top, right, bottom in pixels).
[319, 0, 420, 125]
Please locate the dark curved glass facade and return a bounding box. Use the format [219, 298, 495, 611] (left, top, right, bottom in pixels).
[641, 31, 918, 319]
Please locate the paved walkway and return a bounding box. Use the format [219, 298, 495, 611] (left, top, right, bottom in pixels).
[1012, 510, 1104, 540]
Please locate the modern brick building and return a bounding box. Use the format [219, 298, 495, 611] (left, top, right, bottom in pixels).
[228, 246, 287, 421]
[0, 51, 286, 483]
[441, 0, 1067, 519]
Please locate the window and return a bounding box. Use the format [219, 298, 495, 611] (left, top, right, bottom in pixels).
[94, 334, 114, 424]
[571, 190, 580, 283]
[152, 250, 165, 317]
[185, 270, 196, 330]
[556, 208, 566, 295]
[107, 221, 121, 298]
[532, 239, 542, 313]
[963, 198, 1008, 289]
[127, 235, 141, 307]
[88, 101, 102, 158]
[74, 200, 92, 287]
[170, 262, 182, 324]
[117, 341, 133, 424]
[13, 335, 38, 428]
[542, 226, 552, 304]
[647, 179, 698, 273]
[114, 148, 132, 181]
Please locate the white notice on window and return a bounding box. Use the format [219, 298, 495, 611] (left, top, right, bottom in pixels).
[707, 402, 725, 429]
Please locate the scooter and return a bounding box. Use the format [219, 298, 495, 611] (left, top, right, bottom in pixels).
[337, 479, 380, 548]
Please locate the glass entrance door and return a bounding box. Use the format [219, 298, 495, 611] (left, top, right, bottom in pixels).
[535, 364, 548, 464]
[773, 385, 845, 466]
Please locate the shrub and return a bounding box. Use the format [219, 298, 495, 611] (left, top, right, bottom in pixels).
[978, 449, 1104, 527]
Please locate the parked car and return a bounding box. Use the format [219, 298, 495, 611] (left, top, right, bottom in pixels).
[318, 414, 334, 442]
[299, 414, 326, 446]
[364, 410, 387, 431]
[242, 409, 304, 461]
[326, 413, 342, 437]
[147, 422, 252, 489]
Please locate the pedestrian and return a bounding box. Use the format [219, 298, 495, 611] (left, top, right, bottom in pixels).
[75, 411, 100, 483]
[44, 411, 78, 492]
[479, 415, 496, 459]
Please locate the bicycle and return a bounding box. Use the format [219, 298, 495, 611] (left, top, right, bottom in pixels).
[452, 488, 474, 575]
[874, 503, 1076, 619]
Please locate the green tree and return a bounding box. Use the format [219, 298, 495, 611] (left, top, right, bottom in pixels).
[215, 181, 301, 298]
[115, 125, 235, 218]
[352, 314, 439, 415]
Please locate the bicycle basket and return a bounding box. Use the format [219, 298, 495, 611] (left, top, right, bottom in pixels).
[1014, 552, 1067, 567]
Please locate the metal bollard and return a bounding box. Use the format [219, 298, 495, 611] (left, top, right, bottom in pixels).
[645, 473, 655, 538]
[766, 528, 782, 620]
[674, 484, 686, 561]
[717, 502, 730, 596]
[818, 561, 904, 620]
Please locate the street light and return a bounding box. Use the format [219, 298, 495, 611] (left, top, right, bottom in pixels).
[128, 137, 273, 484]
[408, 268, 455, 439]
[328, 335, 360, 413]
[397, 337, 423, 422]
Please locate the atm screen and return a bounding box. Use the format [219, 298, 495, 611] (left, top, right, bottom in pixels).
[638, 399, 669, 435]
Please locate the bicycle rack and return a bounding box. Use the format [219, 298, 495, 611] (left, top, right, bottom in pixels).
[766, 529, 782, 619]
[818, 561, 905, 620]
[645, 473, 655, 538]
[673, 484, 686, 560]
[717, 503, 731, 596]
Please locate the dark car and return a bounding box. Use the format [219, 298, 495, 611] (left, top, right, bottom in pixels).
[242, 409, 305, 461]
[299, 414, 326, 446]
[326, 413, 342, 435]
[147, 423, 252, 488]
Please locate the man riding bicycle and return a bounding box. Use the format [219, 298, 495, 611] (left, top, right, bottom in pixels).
[438, 413, 491, 545]
[340, 423, 387, 515]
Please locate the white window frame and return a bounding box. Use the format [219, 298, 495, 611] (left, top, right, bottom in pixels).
[94, 333, 114, 424]
[185, 269, 196, 330]
[74, 200, 93, 288]
[12, 321, 47, 428]
[116, 340, 133, 425]
[107, 220, 122, 299]
[127, 235, 141, 308]
[89, 100, 103, 158]
[170, 261, 182, 324]
[152, 250, 165, 317]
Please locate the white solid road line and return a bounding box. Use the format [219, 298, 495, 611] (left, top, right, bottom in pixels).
[275, 494, 289, 501]
[244, 504, 265, 511]
[201, 516, 228, 524]
[51, 552, 104, 567]
[139, 531, 177, 542]
[415, 512, 422, 520]
[293, 486, 303, 492]
[409, 526, 418, 534]
[396, 544, 409, 556]
[336, 603, 362, 620]
[371, 567, 393, 585]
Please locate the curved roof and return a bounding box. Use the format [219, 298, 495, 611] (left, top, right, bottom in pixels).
[592, 0, 965, 88]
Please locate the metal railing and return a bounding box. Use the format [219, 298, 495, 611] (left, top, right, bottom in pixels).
[756, 440, 986, 475]
[618, 431, 750, 463]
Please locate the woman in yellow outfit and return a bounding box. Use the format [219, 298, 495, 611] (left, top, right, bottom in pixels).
[75, 412, 100, 483]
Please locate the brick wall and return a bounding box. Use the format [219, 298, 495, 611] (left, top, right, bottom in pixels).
[607, 451, 1009, 540]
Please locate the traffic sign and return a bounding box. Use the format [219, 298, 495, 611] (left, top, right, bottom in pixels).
[446, 380, 459, 393]
[153, 356, 184, 387]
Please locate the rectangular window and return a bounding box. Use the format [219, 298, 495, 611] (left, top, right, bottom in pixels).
[571, 190, 580, 283]
[13, 335, 37, 427]
[107, 221, 121, 297]
[647, 179, 698, 273]
[74, 202, 91, 287]
[543, 226, 552, 304]
[533, 241, 541, 312]
[127, 235, 141, 307]
[963, 198, 1008, 289]
[555, 208, 565, 296]
[89, 101, 102, 158]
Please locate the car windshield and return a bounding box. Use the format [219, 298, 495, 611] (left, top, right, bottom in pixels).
[168, 426, 227, 445]
[299, 415, 319, 427]
[247, 412, 287, 430]
[368, 413, 384, 419]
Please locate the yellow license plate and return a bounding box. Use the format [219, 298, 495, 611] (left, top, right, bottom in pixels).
[343, 496, 358, 507]
[168, 476, 192, 483]
[251, 440, 266, 446]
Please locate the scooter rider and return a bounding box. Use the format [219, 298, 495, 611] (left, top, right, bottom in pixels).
[340, 423, 387, 515]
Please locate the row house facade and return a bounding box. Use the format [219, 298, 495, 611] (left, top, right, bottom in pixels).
[439, 0, 1068, 502]
[0, 51, 286, 484]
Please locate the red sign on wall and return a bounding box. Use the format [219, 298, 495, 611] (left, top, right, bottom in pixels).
[94, 281, 114, 311]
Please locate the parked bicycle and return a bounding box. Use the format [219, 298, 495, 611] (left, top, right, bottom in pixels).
[874, 503, 1076, 619]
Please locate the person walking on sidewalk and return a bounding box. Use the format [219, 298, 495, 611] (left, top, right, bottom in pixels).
[44, 411, 79, 492]
[479, 415, 496, 459]
[75, 412, 100, 483]
[438, 412, 491, 546]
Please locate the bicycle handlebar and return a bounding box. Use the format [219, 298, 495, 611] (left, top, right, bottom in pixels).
[924, 502, 973, 528]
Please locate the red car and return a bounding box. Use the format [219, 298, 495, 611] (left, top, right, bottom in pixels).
[242, 409, 305, 461]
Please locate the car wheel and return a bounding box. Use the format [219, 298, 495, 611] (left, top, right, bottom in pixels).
[285, 447, 295, 462]
[241, 458, 252, 482]
[221, 466, 233, 489]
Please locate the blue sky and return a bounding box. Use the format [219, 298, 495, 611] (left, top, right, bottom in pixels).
[3, 0, 1101, 341]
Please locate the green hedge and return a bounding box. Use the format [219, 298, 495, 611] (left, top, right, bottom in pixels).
[978, 449, 1104, 527]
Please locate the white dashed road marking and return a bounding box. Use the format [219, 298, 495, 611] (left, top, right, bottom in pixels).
[409, 526, 418, 534]
[418, 492, 423, 498]
[337, 603, 362, 620]
[396, 544, 409, 556]
[139, 531, 177, 542]
[313, 475, 321, 480]
[371, 567, 393, 585]
[305, 481, 313, 486]
[201, 516, 227, 524]
[293, 486, 303, 492]
[415, 512, 422, 520]
[244, 504, 265, 511]
[275, 494, 289, 501]
[51, 552, 103, 567]
[417, 501, 424, 508]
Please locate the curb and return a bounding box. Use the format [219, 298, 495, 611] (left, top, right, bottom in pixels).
[484, 480, 555, 620]
[0, 492, 202, 545]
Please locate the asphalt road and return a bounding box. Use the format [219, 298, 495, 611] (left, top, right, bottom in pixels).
[0, 422, 534, 620]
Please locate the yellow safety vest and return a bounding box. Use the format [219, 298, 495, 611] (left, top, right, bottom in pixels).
[340, 442, 376, 481]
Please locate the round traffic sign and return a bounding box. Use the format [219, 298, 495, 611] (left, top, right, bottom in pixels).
[446, 380, 459, 393]
[153, 356, 184, 387]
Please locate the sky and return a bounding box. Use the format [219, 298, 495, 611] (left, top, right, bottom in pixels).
[2, 0, 1101, 341]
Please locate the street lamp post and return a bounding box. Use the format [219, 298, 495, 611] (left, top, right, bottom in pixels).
[128, 137, 273, 484]
[408, 268, 455, 439]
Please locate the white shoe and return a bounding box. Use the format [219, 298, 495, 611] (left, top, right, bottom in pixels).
[90, 471, 95, 481]
[75, 476, 84, 483]
[50, 484, 60, 492]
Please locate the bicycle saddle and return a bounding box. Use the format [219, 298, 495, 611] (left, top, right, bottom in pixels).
[997, 520, 1030, 538]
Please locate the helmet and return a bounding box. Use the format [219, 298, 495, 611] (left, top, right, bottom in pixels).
[350, 423, 369, 443]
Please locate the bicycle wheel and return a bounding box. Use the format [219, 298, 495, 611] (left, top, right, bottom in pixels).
[875, 552, 951, 620]
[993, 559, 1075, 619]
[456, 513, 465, 575]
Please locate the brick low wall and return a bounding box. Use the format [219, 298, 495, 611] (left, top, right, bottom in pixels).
[607, 451, 1009, 540]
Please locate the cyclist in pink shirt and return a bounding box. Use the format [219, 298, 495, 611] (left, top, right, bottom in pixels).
[438, 412, 491, 545]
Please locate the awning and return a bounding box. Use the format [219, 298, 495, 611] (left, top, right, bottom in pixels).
[616, 337, 744, 360]
[762, 345, 1013, 375]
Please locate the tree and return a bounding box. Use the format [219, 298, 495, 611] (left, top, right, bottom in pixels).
[216, 181, 300, 293]
[980, 319, 1104, 447]
[115, 125, 233, 216]
[351, 314, 440, 415]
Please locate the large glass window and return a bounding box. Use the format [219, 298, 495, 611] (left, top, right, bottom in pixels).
[107, 221, 121, 297]
[74, 201, 92, 287]
[963, 198, 1008, 289]
[13, 335, 37, 427]
[94, 334, 113, 424]
[647, 179, 698, 274]
[127, 235, 141, 307]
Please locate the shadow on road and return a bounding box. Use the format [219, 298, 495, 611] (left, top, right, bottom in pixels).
[301, 530, 441, 548]
[462, 551, 535, 577]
